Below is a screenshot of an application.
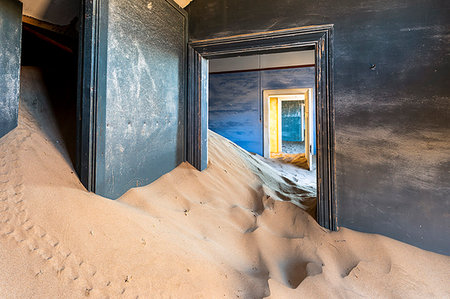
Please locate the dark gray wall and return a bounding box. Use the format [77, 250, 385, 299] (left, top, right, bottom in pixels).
[187, 0, 450, 254]
[209, 67, 315, 156]
[0, 0, 22, 138]
[95, 0, 187, 198]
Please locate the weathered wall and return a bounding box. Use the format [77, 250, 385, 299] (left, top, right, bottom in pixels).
[98, 0, 187, 198]
[0, 0, 22, 138]
[209, 67, 315, 156]
[187, 0, 450, 254]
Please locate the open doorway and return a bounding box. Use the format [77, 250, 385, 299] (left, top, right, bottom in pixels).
[20, 17, 79, 168]
[187, 25, 336, 230]
[207, 52, 318, 216]
[263, 88, 315, 171]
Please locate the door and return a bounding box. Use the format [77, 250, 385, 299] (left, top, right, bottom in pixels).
[78, 0, 187, 199]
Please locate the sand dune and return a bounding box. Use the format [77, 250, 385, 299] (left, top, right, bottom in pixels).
[0, 67, 449, 298]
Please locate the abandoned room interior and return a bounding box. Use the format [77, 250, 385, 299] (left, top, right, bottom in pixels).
[0, 0, 449, 298]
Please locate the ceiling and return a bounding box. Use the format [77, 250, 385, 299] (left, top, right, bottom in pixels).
[21, 0, 193, 26]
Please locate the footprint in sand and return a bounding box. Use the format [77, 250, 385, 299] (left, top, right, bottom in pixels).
[0, 125, 138, 297]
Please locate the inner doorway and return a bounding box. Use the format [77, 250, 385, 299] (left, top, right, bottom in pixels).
[264, 88, 314, 171]
[207, 52, 317, 209]
[20, 17, 79, 168]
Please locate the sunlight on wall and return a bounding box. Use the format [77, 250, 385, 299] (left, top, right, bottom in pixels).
[269, 97, 280, 154]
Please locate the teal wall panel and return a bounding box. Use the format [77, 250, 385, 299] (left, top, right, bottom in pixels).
[281, 101, 303, 142]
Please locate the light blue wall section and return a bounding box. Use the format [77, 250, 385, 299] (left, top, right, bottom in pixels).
[209, 66, 316, 156]
[282, 101, 303, 142]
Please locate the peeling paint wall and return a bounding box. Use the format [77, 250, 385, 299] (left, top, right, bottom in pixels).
[187, 0, 450, 254]
[0, 0, 22, 138]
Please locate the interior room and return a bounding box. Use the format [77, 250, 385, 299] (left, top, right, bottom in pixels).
[208, 51, 318, 209]
[0, 0, 448, 298]
[208, 51, 316, 158]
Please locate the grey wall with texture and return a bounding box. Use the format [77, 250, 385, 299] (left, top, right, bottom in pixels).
[77, 0, 187, 199]
[187, 0, 450, 254]
[97, 0, 187, 198]
[0, 0, 22, 138]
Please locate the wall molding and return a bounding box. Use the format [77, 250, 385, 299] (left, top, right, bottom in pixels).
[77, 0, 108, 193]
[209, 64, 315, 75]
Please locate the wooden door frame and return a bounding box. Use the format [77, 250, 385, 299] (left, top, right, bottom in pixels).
[187, 25, 337, 230]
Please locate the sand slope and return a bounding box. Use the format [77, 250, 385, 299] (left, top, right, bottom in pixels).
[269, 153, 309, 170]
[0, 67, 449, 298]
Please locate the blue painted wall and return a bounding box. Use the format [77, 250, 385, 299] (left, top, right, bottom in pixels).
[209, 66, 315, 156]
[209, 71, 262, 154]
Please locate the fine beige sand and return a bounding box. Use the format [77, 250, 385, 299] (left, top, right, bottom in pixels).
[270, 152, 309, 170]
[0, 67, 449, 298]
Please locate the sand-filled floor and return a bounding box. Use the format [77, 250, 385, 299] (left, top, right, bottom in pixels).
[282, 141, 305, 154]
[0, 67, 449, 298]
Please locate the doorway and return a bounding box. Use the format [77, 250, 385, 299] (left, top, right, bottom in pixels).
[263, 88, 314, 171]
[20, 18, 79, 168]
[187, 25, 336, 230]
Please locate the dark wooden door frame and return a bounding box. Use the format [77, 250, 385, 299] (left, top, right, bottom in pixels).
[187, 25, 337, 230]
[76, 0, 107, 193]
